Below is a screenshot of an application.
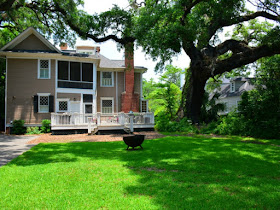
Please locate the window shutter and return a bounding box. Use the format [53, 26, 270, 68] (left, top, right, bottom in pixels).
[49, 95, 54, 112]
[33, 95, 38, 113]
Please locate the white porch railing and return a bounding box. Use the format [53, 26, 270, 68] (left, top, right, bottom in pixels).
[51, 112, 154, 127]
[51, 113, 97, 126]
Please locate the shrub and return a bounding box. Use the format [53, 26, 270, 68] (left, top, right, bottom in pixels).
[215, 112, 246, 136]
[12, 120, 25, 135]
[26, 127, 41, 135]
[155, 111, 198, 133]
[200, 121, 219, 134]
[41, 119, 51, 133]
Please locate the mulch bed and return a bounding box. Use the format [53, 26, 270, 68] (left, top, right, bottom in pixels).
[27, 131, 165, 144]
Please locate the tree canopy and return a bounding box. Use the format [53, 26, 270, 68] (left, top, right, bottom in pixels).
[0, 0, 83, 46]
[133, 0, 280, 123]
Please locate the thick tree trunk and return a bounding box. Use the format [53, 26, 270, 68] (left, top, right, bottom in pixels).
[178, 64, 209, 124]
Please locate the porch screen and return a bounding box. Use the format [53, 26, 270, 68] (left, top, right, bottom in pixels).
[102, 100, 113, 113]
[58, 61, 68, 80]
[82, 63, 93, 82]
[70, 62, 80, 81]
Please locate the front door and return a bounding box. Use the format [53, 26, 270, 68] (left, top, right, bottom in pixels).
[84, 103, 93, 114]
[84, 103, 93, 123]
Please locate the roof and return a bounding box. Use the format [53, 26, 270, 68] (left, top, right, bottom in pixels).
[1, 27, 147, 71]
[97, 54, 147, 70]
[1, 27, 60, 53]
[217, 77, 255, 98]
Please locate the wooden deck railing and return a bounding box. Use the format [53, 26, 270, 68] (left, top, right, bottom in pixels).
[51, 112, 154, 127]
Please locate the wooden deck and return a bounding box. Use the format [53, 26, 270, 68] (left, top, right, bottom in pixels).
[51, 112, 154, 132]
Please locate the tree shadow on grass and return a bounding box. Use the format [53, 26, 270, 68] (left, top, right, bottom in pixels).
[6, 136, 280, 209]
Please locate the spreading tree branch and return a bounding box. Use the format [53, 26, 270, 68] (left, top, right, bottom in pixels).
[207, 11, 280, 43]
[215, 39, 250, 56]
[53, 2, 135, 45]
[214, 44, 280, 75]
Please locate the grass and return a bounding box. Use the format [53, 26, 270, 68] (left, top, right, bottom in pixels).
[0, 136, 279, 209]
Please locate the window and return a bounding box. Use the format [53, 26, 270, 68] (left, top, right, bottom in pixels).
[101, 72, 114, 87]
[224, 102, 228, 112]
[101, 98, 113, 113]
[83, 94, 93, 103]
[237, 100, 241, 111]
[57, 100, 69, 112]
[39, 95, 49, 113]
[230, 82, 235, 93]
[141, 100, 148, 112]
[38, 60, 50, 79]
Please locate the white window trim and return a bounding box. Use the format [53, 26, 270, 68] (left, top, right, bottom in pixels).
[100, 71, 114, 87]
[38, 59, 51, 79]
[38, 93, 51, 113]
[100, 97, 114, 114]
[56, 98, 70, 113]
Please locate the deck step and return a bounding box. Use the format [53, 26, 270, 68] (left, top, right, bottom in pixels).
[88, 126, 98, 135]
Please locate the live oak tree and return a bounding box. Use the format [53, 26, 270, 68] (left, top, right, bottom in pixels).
[134, 0, 280, 123]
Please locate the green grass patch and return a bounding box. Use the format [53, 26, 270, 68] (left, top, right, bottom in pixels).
[0, 136, 279, 209]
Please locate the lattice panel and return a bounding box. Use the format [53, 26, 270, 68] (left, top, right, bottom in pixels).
[40, 96, 48, 105]
[40, 60, 49, 69]
[141, 101, 147, 112]
[102, 100, 112, 108]
[59, 101, 68, 111]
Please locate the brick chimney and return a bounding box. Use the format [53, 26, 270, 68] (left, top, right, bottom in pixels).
[60, 43, 68, 50]
[121, 42, 140, 112]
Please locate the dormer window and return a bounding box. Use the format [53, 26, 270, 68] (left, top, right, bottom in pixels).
[230, 82, 235, 93]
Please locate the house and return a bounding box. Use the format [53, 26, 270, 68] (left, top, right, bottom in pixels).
[214, 77, 255, 115]
[0, 27, 154, 134]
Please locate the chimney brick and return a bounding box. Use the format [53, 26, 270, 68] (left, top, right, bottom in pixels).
[60, 43, 68, 50]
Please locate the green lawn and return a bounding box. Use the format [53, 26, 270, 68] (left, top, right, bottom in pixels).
[0, 136, 279, 209]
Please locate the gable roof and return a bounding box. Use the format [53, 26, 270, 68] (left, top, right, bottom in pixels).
[1, 27, 60, 53]
[216, 77, 255, 98]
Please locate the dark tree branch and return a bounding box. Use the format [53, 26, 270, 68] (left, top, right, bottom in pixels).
[180, 0, 206, 26]
[215, 39, 250, 56]
[214, 44, 280, 75]
[53, 2, 135, 45]
[0, 0, 17, 11]
[207, 11, 280, 43]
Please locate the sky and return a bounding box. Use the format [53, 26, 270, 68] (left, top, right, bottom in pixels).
[75, 0, 190, 81]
